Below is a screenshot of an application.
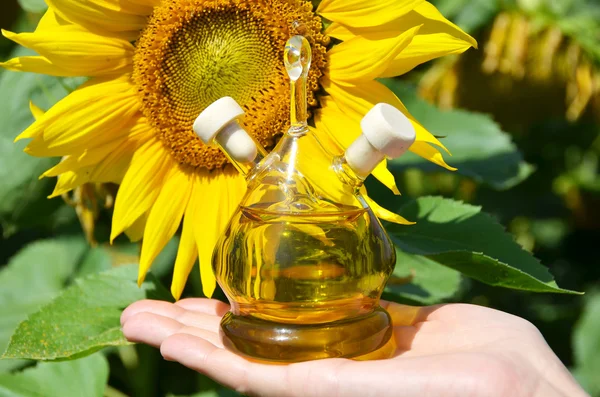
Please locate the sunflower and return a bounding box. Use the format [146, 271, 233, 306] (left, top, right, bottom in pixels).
[1, 0, 475, 299]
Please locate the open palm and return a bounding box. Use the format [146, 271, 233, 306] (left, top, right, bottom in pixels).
[121, 299, 585, 397]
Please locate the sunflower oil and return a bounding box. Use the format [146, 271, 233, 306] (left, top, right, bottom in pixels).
[213, 202, 395, 361]
[193, 34, 416, 362]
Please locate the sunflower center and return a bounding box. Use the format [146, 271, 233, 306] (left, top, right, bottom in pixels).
[134, 0, 328, 170]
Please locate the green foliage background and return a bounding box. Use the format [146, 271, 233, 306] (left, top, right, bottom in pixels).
[0, 0, 599, 395]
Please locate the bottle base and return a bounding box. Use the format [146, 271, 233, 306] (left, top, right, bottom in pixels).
[220, 306, 392, 362]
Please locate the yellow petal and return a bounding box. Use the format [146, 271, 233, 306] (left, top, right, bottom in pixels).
[318, 0, 424, 28]
[325, 3, 476, 77]
[323, 79, 455, 170]
[171, 198, 199, 300]
[46, 0, 148, 40]
[126, 0, 162, 7]
[327, 3, 475, 46]
[29, 101, 45, 120]
[47, 138, 139, 197]
[413, 2, 477, 49]
[124, 214, 147, 243]
[409, 141, 456, 171]
[0, 56, 76, 77]
[325, 23, 354, 41]
[1, 29, 133, 76]
[50, 169, 91, 198]
[43, 141, 123, 178]
[42, 115, 150, 178]
[89, 123, 152, 183]
[192, 168, 246, 298]
[138, 166, 192, 286]
[111, 138, 171, 241]
[36, 8, 66, 31]
[381, 33, 473, 77]
[328, 25, 421, 83]
[363, 194, 415, 225]
[21, 78, 140, 155]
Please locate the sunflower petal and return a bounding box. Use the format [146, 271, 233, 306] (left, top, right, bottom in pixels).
[111, 138, 171, 241]
[20, 78, 140, 155]
[381, 34, 473, 77]
[42, 114, 149, 178]
[47, 137, 140, 198]
[325, 23, 354, 41]
[0, 56, 76, 76]
[326, 3, 476, 77]
[323, 79, 455, 170]
[412, 2, 477, 48]
[171, 198, 199, 300]
[43, 142, 121, 179]
[125, 214, 147, 243]
[363, 194, 415, 225]
[192, 168, 245, 298]
[318, 0, 424, 28]
[126, 0, 162, 8]
[50, 169, 91, 198]
[29, 101, 45, 120]
[328, 25, 421, 83]
[1, 29, 133, 76]
[46, 0, 148, 40]
[89, 124, 152, 183]
[138, 166, 192, 286]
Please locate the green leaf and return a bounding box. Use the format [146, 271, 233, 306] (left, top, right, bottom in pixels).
[572, 291, 600, 396]
[0, 353, 108, 397]
[383, 80, 535, 190]
[0, 46, 85, 235]
[2, 265, 171, 361]
[17, 0, 48, 14]
[387, 196, 580, 294]
[384, 249, 462, 305]
[0, 237, 88, 372]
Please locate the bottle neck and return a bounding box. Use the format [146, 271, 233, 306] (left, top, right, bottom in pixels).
[214, 122, 267, 178]
[331, 156, 367, 193]
[289, 77, 308, 135]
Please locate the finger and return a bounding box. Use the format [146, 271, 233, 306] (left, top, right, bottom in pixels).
[175, 298, 230, 316]
[123, 311, 224, 348]
[161, 334, 299, 397]
[121, 299, 183, 326]
[122, 299, 222, 332]
[176, 327, 224, 348]
[122, 312, 182, 347]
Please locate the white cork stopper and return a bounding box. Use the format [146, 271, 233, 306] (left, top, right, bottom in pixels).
[345, 103, 416, 178]
[193, 97, 258, 163]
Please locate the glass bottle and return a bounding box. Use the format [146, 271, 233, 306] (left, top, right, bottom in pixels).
[193, 35, 416, 362]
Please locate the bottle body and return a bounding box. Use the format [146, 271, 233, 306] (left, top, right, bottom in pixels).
[213, 199, 396, 361]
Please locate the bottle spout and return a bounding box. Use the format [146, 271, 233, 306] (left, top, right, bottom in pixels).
[284, 35, 311, 134]
[193, 97, 266, 176]
[342, 103, 417, 180]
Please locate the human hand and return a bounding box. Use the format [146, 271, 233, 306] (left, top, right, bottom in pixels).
[121, 299, 588, 397]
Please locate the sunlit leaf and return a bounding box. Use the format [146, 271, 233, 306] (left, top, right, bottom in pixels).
[0, 237, 88, 372]
[385, 249, 462, 305]
[0, 354, 108, 397]
[2, 265, 171, 361]
[388, 196, 580, 294]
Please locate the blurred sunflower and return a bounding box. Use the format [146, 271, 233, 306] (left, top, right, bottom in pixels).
[1, 0, 475, 299]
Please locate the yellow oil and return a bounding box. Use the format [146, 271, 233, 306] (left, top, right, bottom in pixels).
[214, 203, 396, 362]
